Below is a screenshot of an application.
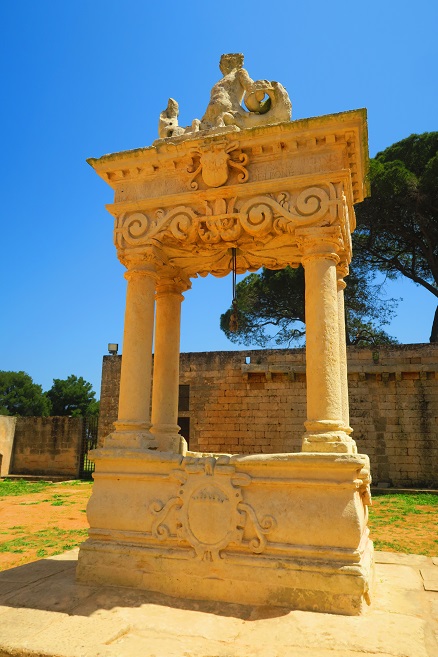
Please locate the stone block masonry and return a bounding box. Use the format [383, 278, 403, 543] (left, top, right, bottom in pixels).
[10, 416, 83, 478]
[99, 344, 437, 488]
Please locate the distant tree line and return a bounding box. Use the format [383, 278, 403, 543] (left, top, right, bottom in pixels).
[0, 372, 99, 418]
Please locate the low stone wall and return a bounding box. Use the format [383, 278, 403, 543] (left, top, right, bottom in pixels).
[10, 417, 83, 478]
[99, 344, 438, 488]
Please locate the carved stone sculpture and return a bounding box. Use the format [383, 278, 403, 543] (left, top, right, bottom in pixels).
[158, 53, 292, 139]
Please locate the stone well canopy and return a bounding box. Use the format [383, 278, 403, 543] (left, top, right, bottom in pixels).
[88, 109, 369, 278]
[79, 54, 374, 616]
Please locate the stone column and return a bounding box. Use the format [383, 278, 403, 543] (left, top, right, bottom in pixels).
[150, 273, 191, 453]
[298, 228, 357, 454]
[337, 263, 352, 435]
[106, 260, 157, 450]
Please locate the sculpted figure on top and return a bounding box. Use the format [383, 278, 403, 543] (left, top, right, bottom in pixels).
[158, 53, 292, 139]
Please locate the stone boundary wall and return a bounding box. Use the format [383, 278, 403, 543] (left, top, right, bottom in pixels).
[10, 417, 83, 478]
[99, 344, 438, 487]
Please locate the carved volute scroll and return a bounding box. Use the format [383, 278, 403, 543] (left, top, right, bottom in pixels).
[115, 186, 340, 248]
[111, 181, 348, 277]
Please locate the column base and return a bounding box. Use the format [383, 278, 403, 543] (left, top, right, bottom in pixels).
[302, 421, 357, 454]
[301, 432, 357, 454]
[150, 424, 184, 453]
[105, 420, 158, 451]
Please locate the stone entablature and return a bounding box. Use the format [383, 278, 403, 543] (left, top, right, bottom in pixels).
[89, 110, 368, 278]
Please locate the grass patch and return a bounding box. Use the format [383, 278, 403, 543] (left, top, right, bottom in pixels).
[40, 494, 74, 507]
[0, 528, 88, 558]
[0, 481, 92, 570]
[0, 479, 52, 497]
[373, 539, 405, 552]
[372, 492, 438, 507]
[369, 492, 438, 556]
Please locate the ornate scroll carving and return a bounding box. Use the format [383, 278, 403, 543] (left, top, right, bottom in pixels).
[238, 503, 276, 554]
[158, 53, 291, 139]
[187, 141, 249, 189]
[149, 497, 182, 539]
[114, 184, 340, 250]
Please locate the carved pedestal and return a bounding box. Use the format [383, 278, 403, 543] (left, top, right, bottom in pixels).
[77, 451, 373, 615]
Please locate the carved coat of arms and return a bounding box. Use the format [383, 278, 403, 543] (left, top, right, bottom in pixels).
[149, 456, 276, 561]
[188, 141, 249, 190]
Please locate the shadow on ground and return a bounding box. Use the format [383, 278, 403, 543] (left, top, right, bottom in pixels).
[0, 550, 290, 621]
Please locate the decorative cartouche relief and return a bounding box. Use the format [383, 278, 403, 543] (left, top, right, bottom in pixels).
[187, 141, 248, 189]
[114, 184, 341, 250]
[149, 456, 276, 561]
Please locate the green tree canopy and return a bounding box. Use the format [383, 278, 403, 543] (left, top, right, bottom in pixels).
[354, 132, 438, 342]
[221, 133, 438, 347]
[220, 264, 397, 348]
[86, 399, 100, 417]
[0, 371, 51, 416]
[45, 375, 97, 417]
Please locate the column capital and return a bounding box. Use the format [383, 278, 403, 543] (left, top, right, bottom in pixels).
[119, 245, 167, 279]
[296, 227, 342, 265]
[155, 268, 192, 298]
[124, 266, 157, 282]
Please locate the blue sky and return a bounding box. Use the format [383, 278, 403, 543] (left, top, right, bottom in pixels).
[1, 0, 437, 396]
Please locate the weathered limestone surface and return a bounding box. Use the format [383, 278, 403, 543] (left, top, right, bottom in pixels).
[77, 450, 373, 614]
[79, 54, 374, 614]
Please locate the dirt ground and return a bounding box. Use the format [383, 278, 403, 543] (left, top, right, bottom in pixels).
[0, 482, 92, 571]
[367, 493, 438, 556]
[0, 482, 437, 572]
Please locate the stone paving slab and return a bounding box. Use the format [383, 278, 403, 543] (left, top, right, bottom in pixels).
[0, 550, 437, 657]
[374, 551, 431, 567]
[420, 567, 438, 592]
